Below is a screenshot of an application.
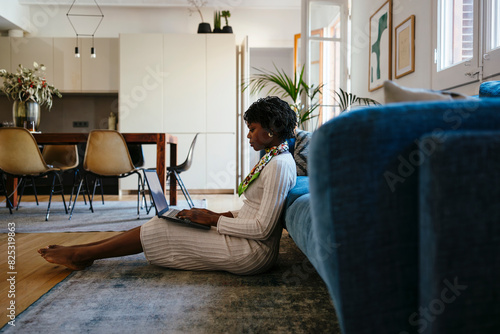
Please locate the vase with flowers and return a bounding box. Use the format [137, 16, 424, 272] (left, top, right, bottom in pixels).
[0, 62, 61, 132]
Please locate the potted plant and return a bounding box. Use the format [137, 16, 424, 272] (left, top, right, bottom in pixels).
[0, 62, 62, 131]
[334, 88, 380, 112]
[213, 11, 222, 33]
[245, 65, 322, 129]
[221, 10, 233, 33]
[187, 0, 211, 33]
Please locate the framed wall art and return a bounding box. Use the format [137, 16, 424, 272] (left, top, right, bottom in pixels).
[395, 15, 415, 79]
[369, 0, 392, 92]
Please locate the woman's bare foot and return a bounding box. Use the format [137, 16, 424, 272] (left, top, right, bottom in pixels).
[38, 245, 94, 271]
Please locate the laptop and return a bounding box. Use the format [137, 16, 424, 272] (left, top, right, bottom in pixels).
[143, 169, 211, 230]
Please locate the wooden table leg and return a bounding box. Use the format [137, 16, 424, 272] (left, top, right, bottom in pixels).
[169, 142, 177, 206]
[5, 177, 18, 208]
[156, 134, 166, 196]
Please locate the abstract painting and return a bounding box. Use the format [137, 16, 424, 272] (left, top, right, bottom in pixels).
[369, 0, 392, 91]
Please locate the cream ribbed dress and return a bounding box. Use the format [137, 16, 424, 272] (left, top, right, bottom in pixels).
[140, 152, 297, 275]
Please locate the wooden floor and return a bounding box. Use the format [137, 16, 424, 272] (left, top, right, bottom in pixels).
[0, 194, 243, 328]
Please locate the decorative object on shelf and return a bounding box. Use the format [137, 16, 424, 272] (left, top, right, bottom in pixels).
[108, 111, 117, 130]
[245, 65, 323, 129]
[369, 0, 392, 91]
[0, 62, 62, 131]
[395, 15, 415, 79]
[334, 88, 380, 113]
[221, 10, 233, 33]
[213, 11, 222, 33]
[187, 0, 211, 33]
[67, 0, 104, 58]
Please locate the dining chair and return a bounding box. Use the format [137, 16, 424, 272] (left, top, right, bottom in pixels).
[42, 144, 92, 219]
[166, 133, 199, 208]
[82, 130, 147, 218]
[0, 128, 68, 220]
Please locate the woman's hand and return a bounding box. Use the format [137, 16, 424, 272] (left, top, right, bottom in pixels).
[176, 208, 233, 227]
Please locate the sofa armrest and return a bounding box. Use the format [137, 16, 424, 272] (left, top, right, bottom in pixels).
[419, 131, 500, 333]
[308, 99, 500, 334]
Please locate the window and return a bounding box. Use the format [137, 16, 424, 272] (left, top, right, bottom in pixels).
[437, 0, 474, 71]
[483, 0, 500, 78]
[299, 0, 348, 129]
[433, 0, 500, 90]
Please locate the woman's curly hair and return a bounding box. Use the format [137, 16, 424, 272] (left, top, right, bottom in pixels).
[243, 96, 297, 141]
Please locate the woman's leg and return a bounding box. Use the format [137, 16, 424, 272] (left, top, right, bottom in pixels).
[38, 226, 143, 270]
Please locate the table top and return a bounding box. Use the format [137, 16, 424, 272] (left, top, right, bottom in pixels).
[32, 132, 178, 145]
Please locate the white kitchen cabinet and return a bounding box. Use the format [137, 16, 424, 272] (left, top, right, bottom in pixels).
[8, 37, 118, 93]
[119, 34, 165, 192]
[206, 34, 236, 133]
[163, 34, 206, 134]
[119, 33, 236, 192]
[82, 38, 119, 92]
[206, 133, 236, 190]
[119, 33, 164, 133]
[10, 37, 54, 84]
[53, 38, 82, 92]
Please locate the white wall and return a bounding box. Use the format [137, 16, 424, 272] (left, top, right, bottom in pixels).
[351, 0, 433, 103]
[350, 0, 499, 100]
[5, 4, 300, 48]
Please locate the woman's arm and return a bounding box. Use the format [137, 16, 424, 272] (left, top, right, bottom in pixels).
[176, 208, 233, 227]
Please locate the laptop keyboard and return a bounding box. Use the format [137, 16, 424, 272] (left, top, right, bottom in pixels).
[163, 209, 180, 218]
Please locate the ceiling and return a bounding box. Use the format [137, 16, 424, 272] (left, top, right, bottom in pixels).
[17, 0, 301, 9]
[1, 0, 300, 32]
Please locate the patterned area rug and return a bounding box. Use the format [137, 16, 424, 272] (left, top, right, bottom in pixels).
[0, 200, 205, 233]
[0, 232, 339, 333]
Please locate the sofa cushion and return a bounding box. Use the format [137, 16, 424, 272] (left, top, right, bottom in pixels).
[383, 80, 469, 103]
[285, 193, 314, 260]
[294, 130, 312, 176]
[280, 176, 309, 230]
[285, 176, 309, 208]
[479, 81, 500, 97]
[287, 137, 296, 156]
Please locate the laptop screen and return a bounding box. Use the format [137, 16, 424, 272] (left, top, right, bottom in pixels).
[144, 169, 169, 214]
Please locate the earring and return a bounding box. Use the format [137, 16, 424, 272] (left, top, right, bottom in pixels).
[268, 132, 273, 137]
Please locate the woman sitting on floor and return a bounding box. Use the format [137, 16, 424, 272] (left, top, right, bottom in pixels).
[38, 96, 297, 275]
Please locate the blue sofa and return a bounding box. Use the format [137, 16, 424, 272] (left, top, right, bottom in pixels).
[284, 81, 500, 334]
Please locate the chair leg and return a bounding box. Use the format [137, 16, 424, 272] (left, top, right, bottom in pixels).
[45, 174, 57, 221]
[173, 170, 194, 208]
[136, 173, 141, 219]
[140, 170, 153, 215]
[1, 174, 13, 214]
[31, 176, 39, 206]
[85, 175, 94, 212]
[90, 176, 99, 212]
[57, 173, 68, 214]
[46, 173, 68, 221]
[16, 177, 26, 210]
[99, 177, 105, 205]
[68, 170, 77, 210]
[69, 178, 84, 220]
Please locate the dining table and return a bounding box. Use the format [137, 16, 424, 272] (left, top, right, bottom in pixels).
[5, 132, 178, 208]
